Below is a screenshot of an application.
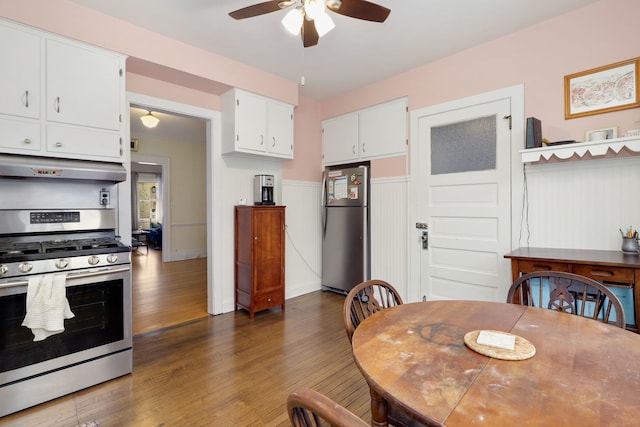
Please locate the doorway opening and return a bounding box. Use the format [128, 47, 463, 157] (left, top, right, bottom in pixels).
[127, 92, 222, 334]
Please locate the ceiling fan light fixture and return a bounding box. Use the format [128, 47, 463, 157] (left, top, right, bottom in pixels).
[140, 111, 160, 128]
[282, 7, 303, 35]
[314, 11, 335, 37]
[303, 0, 326, 20]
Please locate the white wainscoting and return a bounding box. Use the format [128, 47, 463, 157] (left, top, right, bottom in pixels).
[283, 177, 410, 300]
[370, 177, 409, 300]
[282, 180, 323, 298]
[520, 157, 640, 251]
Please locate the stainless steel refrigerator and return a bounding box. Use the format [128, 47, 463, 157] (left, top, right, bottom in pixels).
[321, 165, 370, 294]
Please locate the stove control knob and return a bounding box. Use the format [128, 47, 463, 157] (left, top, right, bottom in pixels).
[88, 255, 100, 266]
[0, 264, 8, 276]
[55, 258, 69, 269]
[106, 254, 119, 264]
[19, 262, 33, 274]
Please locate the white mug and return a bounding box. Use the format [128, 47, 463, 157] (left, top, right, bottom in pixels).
[589, 130, 608, 141]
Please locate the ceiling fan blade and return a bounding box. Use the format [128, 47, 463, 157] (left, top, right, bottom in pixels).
[327, 0, 390, 22]
[229, 1, 287, 20]
[301, 18, 319, 47]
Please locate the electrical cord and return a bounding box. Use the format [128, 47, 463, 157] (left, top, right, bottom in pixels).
[518, 163, 531, 247]
[284, 224, 321, 278]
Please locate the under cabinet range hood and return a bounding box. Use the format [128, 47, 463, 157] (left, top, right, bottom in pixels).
[0, 154, 127, 182]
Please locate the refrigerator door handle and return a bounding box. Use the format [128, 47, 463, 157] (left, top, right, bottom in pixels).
[321, 171, 327, 235]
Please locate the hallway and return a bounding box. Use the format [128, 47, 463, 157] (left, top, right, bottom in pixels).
[131, 249, 208, 335]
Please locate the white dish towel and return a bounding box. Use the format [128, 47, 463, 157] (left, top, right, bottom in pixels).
[21, 274, 75, 341]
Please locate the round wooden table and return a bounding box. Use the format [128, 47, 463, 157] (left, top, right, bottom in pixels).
[352, 300, 640, 427]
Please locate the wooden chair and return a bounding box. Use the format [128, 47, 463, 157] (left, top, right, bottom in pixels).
[343, 279, 404, 343]
[287, 387, 369, 427]
[507, 271, 626, 328]
[344, 280, 421, 427]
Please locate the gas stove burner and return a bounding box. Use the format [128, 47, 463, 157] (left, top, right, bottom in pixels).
[78, 238, 122, 251]
[0, 242, 42, 258]
[42, 240, 80, 254]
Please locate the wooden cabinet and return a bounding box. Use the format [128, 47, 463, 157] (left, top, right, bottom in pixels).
[505, 247, 640, 332]
[222, 89, 294, 159]
[0, 19, 125, 162]
[322, 97, 407, 166]
[235, 206, 286, 319]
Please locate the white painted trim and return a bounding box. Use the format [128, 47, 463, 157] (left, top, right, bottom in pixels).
[126, 92, 223, 315]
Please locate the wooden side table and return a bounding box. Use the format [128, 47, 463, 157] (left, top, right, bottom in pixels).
[505, 247, 640, 332]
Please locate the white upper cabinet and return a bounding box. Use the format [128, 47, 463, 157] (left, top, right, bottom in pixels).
[358, 98, 407, 159]
[0, 19, 126, 162]
[46, 39, 122, 131]
[0, 24, 41, 119]
[222, 88, 294, 159]
[322, 97, 408, 166]
[267, 99, 295, 157]
[322, 113, 359, 164]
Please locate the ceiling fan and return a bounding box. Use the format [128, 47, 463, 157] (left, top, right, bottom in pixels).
[229, 0, 390, 48]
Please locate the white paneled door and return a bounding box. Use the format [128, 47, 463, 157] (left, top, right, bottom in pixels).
[414, 96, 513, 302]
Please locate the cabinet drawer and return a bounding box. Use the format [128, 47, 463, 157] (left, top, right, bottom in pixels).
[254, 291, 283, 311]
[517, 260, 571, 274]
[0, 117, 41, 153]
[47, 125, 121, 160]
[572, 265, 635, 283]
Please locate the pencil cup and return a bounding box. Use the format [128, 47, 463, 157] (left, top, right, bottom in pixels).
[621, 237, 640, 254]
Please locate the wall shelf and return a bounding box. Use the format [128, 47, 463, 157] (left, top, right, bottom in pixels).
[520, 136, 640, 164]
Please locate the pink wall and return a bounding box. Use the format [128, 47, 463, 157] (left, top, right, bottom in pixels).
[282, 95, 322, 181]
[321, 0, 640, 177]
[3, 0, 638, 183]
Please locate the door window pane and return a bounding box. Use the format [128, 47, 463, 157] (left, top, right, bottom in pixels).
[431, 116, 496, 175]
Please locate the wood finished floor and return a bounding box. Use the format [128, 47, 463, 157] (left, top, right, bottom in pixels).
[131, 248, 208, 336]
[0, 252, 371, 426]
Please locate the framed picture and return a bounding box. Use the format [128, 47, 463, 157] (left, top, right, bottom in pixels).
[564, 58, 640, 119]
[585, 126, 617, 142]
[131, 138, 139, 152]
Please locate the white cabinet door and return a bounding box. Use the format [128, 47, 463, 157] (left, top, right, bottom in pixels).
[267, 100, 293, 158]
[46, 125, 122, 160]
[236, 90, 268, 153]
[46, 39, 122, 131]
[0, 24, 40, 119]
[359, 98, 407, 159]
[322, 113, 359, 165]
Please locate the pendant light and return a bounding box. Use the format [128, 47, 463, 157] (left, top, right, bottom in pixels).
[140, 111, 160, 128]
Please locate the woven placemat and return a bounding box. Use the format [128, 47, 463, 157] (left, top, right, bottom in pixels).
[464, 330, 535, 360]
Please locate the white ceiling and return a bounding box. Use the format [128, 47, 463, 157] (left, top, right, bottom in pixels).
[130, 105, 207, 146]
[70, 0, 599, 101]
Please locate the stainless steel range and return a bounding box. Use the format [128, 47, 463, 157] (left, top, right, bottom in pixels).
[0, 208, 132, 417]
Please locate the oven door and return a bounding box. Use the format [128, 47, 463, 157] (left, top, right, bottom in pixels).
[0, 265, 132, 386]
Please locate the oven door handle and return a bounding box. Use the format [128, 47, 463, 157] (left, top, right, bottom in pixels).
[0, 266, 131, 289]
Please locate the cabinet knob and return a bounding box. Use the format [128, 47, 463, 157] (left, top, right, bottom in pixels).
[254, 236, 258, 240]
[267, 298, 272, 302]
[55, 142, 63, 148]
[55, 97, 61, 113]
[24, 138, 32, 144]
[25, 90, 29, 108]
[352, 145, 356, 154]
[260, 135, 264, 146]
[272, 137, 276, 147]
